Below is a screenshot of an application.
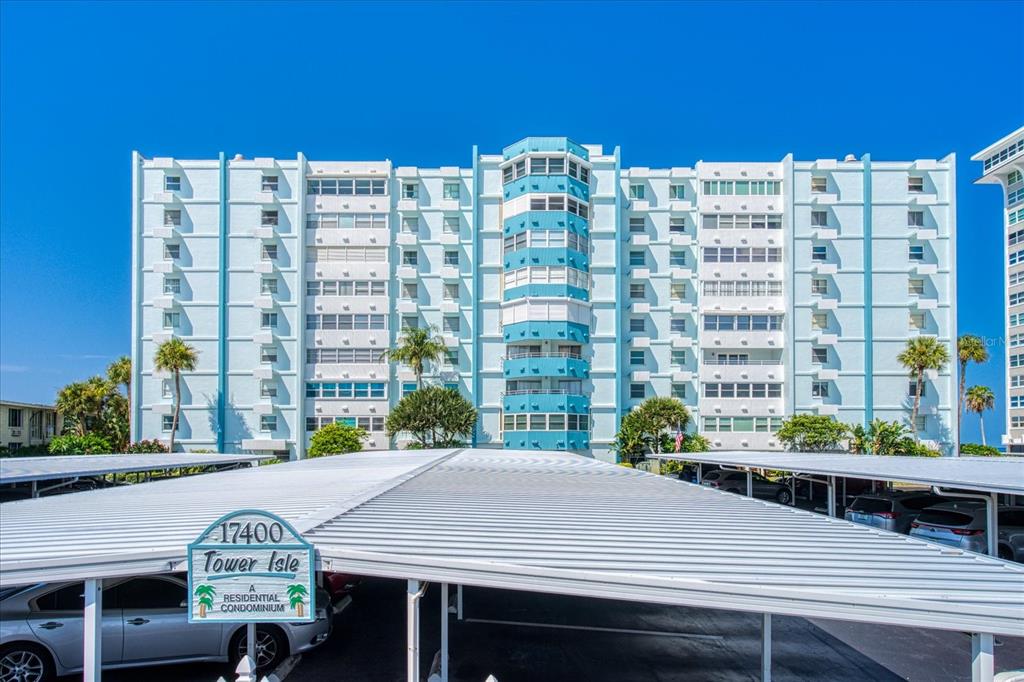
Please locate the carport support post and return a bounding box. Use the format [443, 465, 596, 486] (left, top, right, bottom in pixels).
[457, 584, 464, 620]
[987, 493, 998, 557]
[440, 583, 449, 682]
[746, 469, 753, 497]
[761, 613, 772, 681]
[407, 579, 422, 682]
[83, 578, 102, 682]
[827, 476, 836, 517]
[971, 633, 993, 682]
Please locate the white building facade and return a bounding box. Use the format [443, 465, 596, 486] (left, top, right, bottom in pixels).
[132, 138, 958, 460]
[974, 126, 1024, 453]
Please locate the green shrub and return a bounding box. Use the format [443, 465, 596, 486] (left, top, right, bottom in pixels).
[125, 439, 169, 454]
[776, 415, 849, 452]
[959, 443, 1000, 457]
[659, 459, 685, 475]
[308, 422, 368, 458]
[48, 434, 113, 455]
[617, 462, 635, 469]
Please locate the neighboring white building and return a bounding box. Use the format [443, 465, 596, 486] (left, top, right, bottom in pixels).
[973, 126, 1024, 453]
[131, 138, 958, 460]
[0, 401, 61, 451]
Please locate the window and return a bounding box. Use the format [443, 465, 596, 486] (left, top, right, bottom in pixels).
[307, 178, 386, 196]
[261, 210, 278, 227]
[306, 213, 388, 230]
[812, 313, 828, 330]
[909, 381, 926, 398]
[811, 211, 828, 227]
[811, 347, 828, 364]
[629, 251, 645, 266]
[8, 408, 22, 428]
[261, 312, 278, 329]
[164, 176, 181, 192]
[162, 415, 174, 432]
[629, 217, 645, 233]
[669, 217, 686, 233]
[1012, 396, 1024, 409]
[702, 214, 782, 230]
[671, 350, 687, 366]
[402, 382, 417, 397]
[670, 184, 685, 200]
[307, 280, 386, 297]
[401, 283, 418, 299]
[1009, 170, 1024, 186]
[401, 217, 418, 233]
[444, 283, 459, 300]
[811, 278, 828, 295]
[630, 383, 646, 399]
[306, 382, 386, 399]
[1013, 354, 1024, 369]
[703, 281, 782, 296]
[704, 314, 784, 331]
[811, 381, 830, 398]
[445, 350, 459, 367]
[260, 381, 277, 398]
[909, 312, 926, 330]
[703, 180, 781, 196]
[161, 379, 173, 399]
[671, 283, 687, 300]
[443, 182, 460, 200]
[443, 316, 460, 333]
[162, 312, 180, 329]
[1012, 375, 1024, 388]
[402, 182, 418, 199]
[630, 283, 645, 299]
[909, 245, 924, 261]
[163, 243, 180, 260]
[629, 318, 645, 333]
[401, 316, 418, 331]
[443, 216, 459, 234]
[669, 251, 687, 267]
[402, 250, 418, 266]
[908, 211, 924, 227]
[703, 247, 782, 263]
[812, 245, 827, 261]
[630, 350, 645, 366]
[811, 176, 827, 193]
[260, 415, 277, 432]
[1011, 291, 1024, 306]
[444, 250, 460, 266]
[262, 175, 278, 192]
[908, 278, 925, 295]
[163, 209, 181, 226]
[670, 318, 687, 333]
[629, 184, 645, 200]
[307, 348, 380, 364]
[260, 346, 277, 363]
[672, 383, 687, 399]
[908, 176, 924, 193]
[261, 278, 278, 295]
[163, 278, 181, 295]
[261, 244, 278, 261]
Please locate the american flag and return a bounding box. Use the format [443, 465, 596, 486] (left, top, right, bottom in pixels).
[674, 426, 683, 453]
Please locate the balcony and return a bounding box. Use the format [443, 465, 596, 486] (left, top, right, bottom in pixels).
[253, 367, 275, 380]
[631, 302, 650, 314]
[813, 298, 838, 310]
[153, 226, 176, 239]
[913, 298, 938, 310]
[502, 390, 590, 414]
[914, 226, 938, 240]
[502, 321, 590, 344]
[503, 352, 590, 380]
[440, 300, 459, 314]
[442, 335, 460, 348]
[815, 332, 839, 345]
[671, 302, 693, 314]
[254, 261, 275, 274]
[629, 234, 650, 246]
[153, 260, 178, 274]
[914, 263, 938, 275]
[631, 268, 650, 280]
[397, 299, 418, 314]
[397, 198, 419, 212]
[255, 191, 277, 204]
[440, 266, 461, 280]
[669, 234, 693, 246]
[253, 331, 275, 345]
[813, 262, 838, 275]
[503, 430, 590, 451]
[253, 402, 275, 416]
[255, 295, 275, 309]
[397, 266, 419, 279]
[396, 232, 418, 245]
[255, 226, 276, 239]
[813, 228, 838, 240]
[631, 370, 651, 382]
[153, 296, 176, 309]
[816, 368, 839, 381]
[670, 267, 693, 280]
[440, 233, 460, 246]
[704, 360, 783, 382]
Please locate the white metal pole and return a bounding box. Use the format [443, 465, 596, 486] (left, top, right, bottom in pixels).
[246, 623, 256, 665]
[761, 613, 772, 682]
[746, 469, 753, 497]
[827, 476, 836, 517]
[83, 578, 103, 682]
[440, 583, 449, 682]
[407, 579, 421, 682]
[790, 475, 795, 502]
[987, 493, 998, 557]
[697, 462, 703, 482]
[457, 584, 464, 621]
[971, 633, 994, 682]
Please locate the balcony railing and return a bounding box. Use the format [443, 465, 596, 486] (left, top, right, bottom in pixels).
[503, 389, 584, 396]
[505, 351, 583, 360]
[702, 359, 783, 366]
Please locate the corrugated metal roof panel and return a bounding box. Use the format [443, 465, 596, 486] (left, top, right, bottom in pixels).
[0, 452, 277, 484]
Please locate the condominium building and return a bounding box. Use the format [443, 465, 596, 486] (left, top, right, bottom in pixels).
[973, 126, 1024, 453]
[131, 137, 957, 460]
[0, 400, 61, 451]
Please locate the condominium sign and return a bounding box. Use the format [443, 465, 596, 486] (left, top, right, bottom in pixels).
[187, 509, 315, 623]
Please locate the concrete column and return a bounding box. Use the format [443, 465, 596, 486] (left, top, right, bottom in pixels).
[761, 613, 772, 681]
[971, 633, 993, 682]
[83, 579, 102, 682]
[747, 469, 753, 497]
[407, 579, 421, 682]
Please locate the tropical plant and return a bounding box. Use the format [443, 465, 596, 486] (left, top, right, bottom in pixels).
[959, 443, 1000, 457]
[849, 419, 914, 456]
[385, 386, 477, 448]
[124, 439, 170, 454]
[286, 584, 308, 617]
[896, 336, 949, 441]
[956, 335, 988, 446]
[194, 584, 215, 618]
[308, 422, 368, 458]
[612, 414, 649, 465]
[48, 433, 113, 455]
[682, 433, 711, 452]
[379, 325, 447, 389]
[154, 338, 199, 452]
[108, 355, 132, 439]
[964, 385, 995, 447]
[776, 415, 849, 452]
[56, 376, 117, 436]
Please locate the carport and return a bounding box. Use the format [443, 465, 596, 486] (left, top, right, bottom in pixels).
[0, 452, 274, 497]
[1, 449, 1022, 682]
[656, 451, 1024, 556]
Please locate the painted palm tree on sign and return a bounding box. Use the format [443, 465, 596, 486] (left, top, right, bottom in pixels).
[286, 584, 308, 617]
[965, 385, 995, 447]
[897, 336, 949, 442]
[379, 325, 447, 389]
[154, 338, 199, 452]
[194, 584, 215, 618]
[956, 335, 989, 446]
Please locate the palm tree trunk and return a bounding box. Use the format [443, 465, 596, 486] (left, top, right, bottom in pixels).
[912, 369, 923, 442]
[126, 384, 132, 444]
[979, 412, 986, 447]
[958, 360, 966, 446]
[170, 370, 181, 453]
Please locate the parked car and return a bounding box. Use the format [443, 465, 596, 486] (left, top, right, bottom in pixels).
[997, 508, 1024, 563]
[701, 470, 793, 505]
[844, 492, 951, 534]
[0, 574, 331, 682]
[909, 500, 990, 553]
[672, 464, 718, 484]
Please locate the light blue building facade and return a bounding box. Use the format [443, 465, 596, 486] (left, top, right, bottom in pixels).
[132, 138, 957, 461]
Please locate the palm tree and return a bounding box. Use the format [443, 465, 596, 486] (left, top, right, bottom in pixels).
[956, 335, 988, 446]
[897, 336, 950, 441]
[379, 325, 446, 389]
[108, 355, 132, 437]
[154, 339, 199, 452]
[965, 385, 995, 447]
[56, 376, 115, 435]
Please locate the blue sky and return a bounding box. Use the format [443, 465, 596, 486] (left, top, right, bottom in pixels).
[1, 1, 1021, 444]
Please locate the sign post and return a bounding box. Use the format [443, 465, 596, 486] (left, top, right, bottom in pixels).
[188, 509, 315, 640]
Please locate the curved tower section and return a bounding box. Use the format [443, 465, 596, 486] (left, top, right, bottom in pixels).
[499, 137, 592, 451]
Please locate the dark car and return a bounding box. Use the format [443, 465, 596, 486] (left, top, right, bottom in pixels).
[844, 492, 951, 534]
[701, 470, 792, 505]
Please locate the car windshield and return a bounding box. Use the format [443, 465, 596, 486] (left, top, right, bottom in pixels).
[916, 510, 974, 527]
[902, 495, 947, 511]
[850, 497, 892, 514]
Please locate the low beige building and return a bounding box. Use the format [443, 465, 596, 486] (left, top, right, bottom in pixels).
[0, 401, 61, 452]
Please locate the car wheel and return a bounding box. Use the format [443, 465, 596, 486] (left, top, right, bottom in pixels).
[998, 545, 1014, 562]
[0, 643, 55, 682]
[231, 626, 288, 672]
[776, 488, 793, 505]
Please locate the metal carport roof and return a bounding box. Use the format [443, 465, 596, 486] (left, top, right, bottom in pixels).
[0, 452, 275, 485]
[656, 451, 1024, 495]
[1, 449, 1022, 637]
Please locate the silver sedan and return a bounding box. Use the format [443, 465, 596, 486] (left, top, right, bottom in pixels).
[0, 574, 331, 682]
